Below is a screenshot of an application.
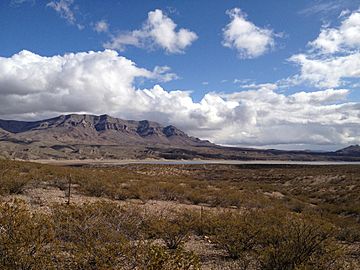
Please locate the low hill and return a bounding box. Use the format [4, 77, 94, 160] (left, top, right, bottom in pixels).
[335, 145, 360, 156]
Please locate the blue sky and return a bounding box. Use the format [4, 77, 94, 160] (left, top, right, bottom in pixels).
[1, 0, 360, 150]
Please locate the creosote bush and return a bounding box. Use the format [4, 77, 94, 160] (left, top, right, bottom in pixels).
[0, 160, 358, 269]
[51, 201, 200, 269]
[209, 209, 347, 270]
[147, 210, 195, 249]
[211, 211, 261, 262]
[0, 200, 200, 270]
[52, 202, 129, 269]
[0, 169, 32, 195]
[0, 199, 56, 270]
[134, 244, 200, 270]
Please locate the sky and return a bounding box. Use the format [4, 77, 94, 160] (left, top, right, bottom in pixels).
[1, 0, 360, 150]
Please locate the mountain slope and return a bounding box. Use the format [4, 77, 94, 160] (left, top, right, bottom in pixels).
[0, 114, 215, 160]
[335, 145, 360, 156]
[0, 114, 359, 161]
[0, 114, 212, 147]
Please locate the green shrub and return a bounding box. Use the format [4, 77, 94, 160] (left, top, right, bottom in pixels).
[0, 170, 32, 195]
[257, 212, 345, 270]
[211, 210, 261, 260]
[209, 209, 346, 270]
[131, 243, 200, 270]
[0, 200, 56, 270]
[52, 202, 132, 269]
[51, 201, 199, 269]
[146, 210, 195, 249]
[337, 224, 360, 243]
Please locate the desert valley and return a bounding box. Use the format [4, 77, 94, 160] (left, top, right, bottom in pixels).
[1, 0, 360, 269]
[0, 115, 360, 269]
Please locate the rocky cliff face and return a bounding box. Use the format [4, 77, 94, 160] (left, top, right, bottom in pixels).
[0, 114, 212, 146]
[0, 114, 359, 161]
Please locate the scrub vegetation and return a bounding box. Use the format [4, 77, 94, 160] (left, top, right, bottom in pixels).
[0, 160, 359, 269]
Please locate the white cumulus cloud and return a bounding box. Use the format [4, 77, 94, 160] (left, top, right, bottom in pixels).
[309, 9, 360, 54]
[290, 9, 360, 88]
[289, 52, 360, 88]
[104, 9, 198, 54]
[222, 8, 275, 59]
[0, 50, 359, 150]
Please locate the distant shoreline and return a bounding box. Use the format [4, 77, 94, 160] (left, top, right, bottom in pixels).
[28, 159, 360, 166]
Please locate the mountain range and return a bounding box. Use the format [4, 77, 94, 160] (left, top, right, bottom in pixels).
[0, 114, 359, 161]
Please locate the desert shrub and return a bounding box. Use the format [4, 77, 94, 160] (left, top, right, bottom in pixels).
[146, 182, 188, 201]
[52, 201, 200, 269]
[0, 160, 358, 268]
[336, 223, 360, 243]
[288, 201, 306, 213]
[0, 199, 56, 270]
[189, 207, 218, 237]
[0, 170, 32, 195]
[208, 188, 271, 209]
[49, 175, 70, 190]
[52, 202, 131, 269]
[130, 243, 200, 270]
[209, 210, 263, 270]
[184, 189, 209, 205]
[78, 177, 115, 197]
[257, 212, 345, 270]
[209, 188, 243, 207]
[209, 209, 346, 270]
[147, 210, 195, 249]
[114, 185, 138, 200]
[211, 210, 261, 260]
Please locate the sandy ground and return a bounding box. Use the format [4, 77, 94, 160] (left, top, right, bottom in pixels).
[0, 185, 243, 269]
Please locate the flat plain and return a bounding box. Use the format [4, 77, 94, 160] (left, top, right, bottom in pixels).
[1, 159, 360, 269]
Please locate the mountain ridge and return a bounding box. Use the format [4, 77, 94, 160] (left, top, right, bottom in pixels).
[0, 114, 359, 161]
[0, 114, 212, 147]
